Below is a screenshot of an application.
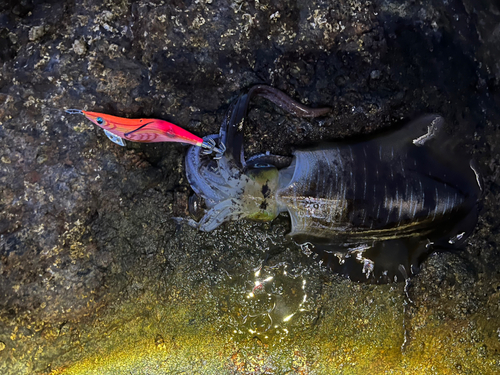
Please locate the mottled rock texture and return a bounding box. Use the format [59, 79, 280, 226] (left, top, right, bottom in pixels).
[1, 0, 500, 374]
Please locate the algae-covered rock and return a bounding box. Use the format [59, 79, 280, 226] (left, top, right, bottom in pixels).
[1, 0, 500, 374]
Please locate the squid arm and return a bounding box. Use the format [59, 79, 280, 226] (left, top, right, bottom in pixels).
[220, 85, 331, 169]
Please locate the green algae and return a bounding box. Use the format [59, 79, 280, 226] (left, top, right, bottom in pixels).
[51, 280, 404, 375]
[44, 270, 500, 375]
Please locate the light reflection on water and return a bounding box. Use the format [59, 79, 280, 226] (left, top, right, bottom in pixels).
[226, 261, 318, 341]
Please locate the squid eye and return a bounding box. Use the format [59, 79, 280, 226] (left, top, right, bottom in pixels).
[96, 117, 104, 125]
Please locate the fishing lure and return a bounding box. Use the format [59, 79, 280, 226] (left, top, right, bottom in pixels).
[65, 109, 224, 157]
[182, 85, 481, 283]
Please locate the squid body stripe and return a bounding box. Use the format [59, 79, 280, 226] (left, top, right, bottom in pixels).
[322, 150, 334, 214]
[363, 163, 367, 200]
[349, 146, 356, 198]
[386, 197, 393, 225]
[398, 194, 403, 224]
[412, 192, 419, 219]
[443, 195, 450, 215]
[419, 180, 425, 211]
[409, 190, 414, 218]
[318, 152, 325, 200]
[336, 153, 345, 214]
[351, 170, 355, 197]
[384, 186, 388, 219]
[337, 147, 343, 169]
[432, 187, 439, 221]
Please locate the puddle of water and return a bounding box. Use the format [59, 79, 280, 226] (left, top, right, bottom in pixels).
[227, 262, 317, 342]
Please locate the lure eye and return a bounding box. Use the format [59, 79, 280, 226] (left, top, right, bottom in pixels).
[96, 117, 104, 125]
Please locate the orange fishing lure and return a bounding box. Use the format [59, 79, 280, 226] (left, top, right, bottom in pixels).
[66, 109, 203, 145]
[66, 109, 224, 156]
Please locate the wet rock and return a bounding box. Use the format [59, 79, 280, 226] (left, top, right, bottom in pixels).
[28, 25, 47, 41]
[370, 69, 381, 79]
[0, 0, 500, 373]
[72, 39, 87, 56]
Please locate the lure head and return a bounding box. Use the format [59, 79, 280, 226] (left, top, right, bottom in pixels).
[82, 111, 107, 129]
[81, 111, 133, 139]
[65, 110, 108, 129]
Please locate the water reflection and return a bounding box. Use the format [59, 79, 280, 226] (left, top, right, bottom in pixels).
[229, 261, 317, 341]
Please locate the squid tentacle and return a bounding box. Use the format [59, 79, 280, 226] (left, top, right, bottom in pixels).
[196, 199, 244, 232]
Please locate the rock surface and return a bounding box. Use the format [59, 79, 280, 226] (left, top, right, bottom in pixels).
[1, 0, 500, 374]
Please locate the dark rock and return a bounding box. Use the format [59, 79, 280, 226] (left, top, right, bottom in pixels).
[1, 0, 500, 373]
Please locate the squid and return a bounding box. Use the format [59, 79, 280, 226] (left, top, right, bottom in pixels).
[183, 85, 482, 283]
